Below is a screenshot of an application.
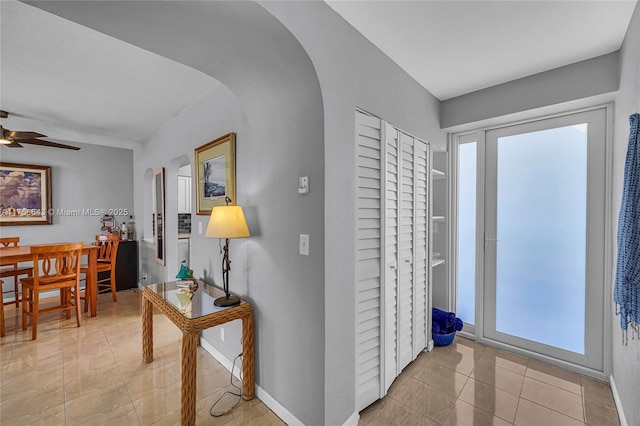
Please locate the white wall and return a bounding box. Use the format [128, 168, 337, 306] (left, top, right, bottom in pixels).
[611, 3, 640, 425]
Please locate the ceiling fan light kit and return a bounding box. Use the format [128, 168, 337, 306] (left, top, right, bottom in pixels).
[0, 110, 80, 150]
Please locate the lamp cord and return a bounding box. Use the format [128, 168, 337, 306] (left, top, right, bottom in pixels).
[209, 353, 243, 417]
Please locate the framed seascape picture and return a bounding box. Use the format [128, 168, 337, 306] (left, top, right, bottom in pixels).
[0, 162, 52, 225]
[194, 133, 236, 215]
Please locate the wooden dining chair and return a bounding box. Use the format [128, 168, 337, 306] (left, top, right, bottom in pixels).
[21, 242, 83, 340]
[80, 235, 119, 311]
[0, 236, 33, 307]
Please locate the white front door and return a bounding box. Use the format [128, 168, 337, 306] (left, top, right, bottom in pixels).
[482, 108, 607, 370]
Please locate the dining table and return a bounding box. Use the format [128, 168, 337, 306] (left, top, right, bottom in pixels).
[0, 243, 101, 317]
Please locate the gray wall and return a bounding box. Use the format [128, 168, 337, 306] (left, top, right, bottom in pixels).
[26, 2, 637, 425]
[0, 142, 133, 244]
[443, 3, 640, 424]
[29, 2, 447, 424]
[0, 143, 133, 296]
[28, 2, 326, 425]
[441, 51, 620, 129]
[261, 3, 446, 424]
[611, 3, 640, 425]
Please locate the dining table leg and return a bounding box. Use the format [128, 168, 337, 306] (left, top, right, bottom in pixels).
[87, 247, 98, 317]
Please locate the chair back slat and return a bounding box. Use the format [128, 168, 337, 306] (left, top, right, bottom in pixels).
[31, 243, 83, 286]
[23, 242, 83, 339]
[95, 235, 119, 263]
[0, 236, 30, 308]
[0, 236, 20, 248]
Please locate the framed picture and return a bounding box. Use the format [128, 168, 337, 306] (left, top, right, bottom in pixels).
[0, 162, 52, 225]
[194, 133, 236, 215]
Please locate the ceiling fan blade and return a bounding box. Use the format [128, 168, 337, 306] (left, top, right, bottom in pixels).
[0, 110, 7, 119]
[5, 141, 24, 148]
[7, 130, 47, 139]
[18, 139, 80, 150]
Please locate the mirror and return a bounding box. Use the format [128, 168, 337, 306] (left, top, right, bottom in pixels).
[153, 167, 165, 265]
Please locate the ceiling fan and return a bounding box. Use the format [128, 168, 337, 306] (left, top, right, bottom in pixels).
[0, 110, 80, 150]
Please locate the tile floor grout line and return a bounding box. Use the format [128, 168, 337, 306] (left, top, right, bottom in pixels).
[107, 325, 143, 426]
[522, 371, 585, 398]
[62, 323, 68, 426]
[517, 393, 586, 424]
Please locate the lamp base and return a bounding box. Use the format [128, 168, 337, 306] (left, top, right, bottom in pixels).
[214, 295, 241, 307]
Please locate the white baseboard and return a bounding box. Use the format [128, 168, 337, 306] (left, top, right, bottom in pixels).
[199, 339, 242, 380]
[255, 383, 304, 426]
[610, 375, 628, 426]
[341, 411, 360, 426]
[6, 289, 62, 302]
[6, 287, 91, 303]
[200, 338, 305, 426]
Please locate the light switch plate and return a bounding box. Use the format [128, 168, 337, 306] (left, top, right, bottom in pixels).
[299, 234, 309, 256]
[298, 176, 309, 194]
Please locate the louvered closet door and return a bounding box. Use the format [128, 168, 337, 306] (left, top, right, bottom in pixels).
[396, 132, 429, 367]
[397, 131, 415, 370]
[356, 111, 384, 409]
[383, 123, 399, 392]
[356, 110, 431, 411]
[413, 138, 429, 356]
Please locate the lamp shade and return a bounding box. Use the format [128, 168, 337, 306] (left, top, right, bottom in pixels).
[205, 205, 250, 239]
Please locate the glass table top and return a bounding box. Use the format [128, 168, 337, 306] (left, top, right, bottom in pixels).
[144, 280, 246, 319]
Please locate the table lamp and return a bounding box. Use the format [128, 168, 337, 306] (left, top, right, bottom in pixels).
[205, 197, 250, 307]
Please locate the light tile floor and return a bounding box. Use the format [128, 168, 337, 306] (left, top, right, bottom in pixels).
[0, 289, 283, 425]
[1, 290, 621, 426]
[359, 336, 621, 426]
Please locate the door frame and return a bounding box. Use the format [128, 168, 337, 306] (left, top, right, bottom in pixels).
[449, 104, 613, 380]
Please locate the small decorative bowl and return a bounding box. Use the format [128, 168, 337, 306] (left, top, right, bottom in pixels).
[433, 331, 456, 346]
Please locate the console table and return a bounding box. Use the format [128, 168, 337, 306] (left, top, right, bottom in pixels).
[141, 280, 254, 426]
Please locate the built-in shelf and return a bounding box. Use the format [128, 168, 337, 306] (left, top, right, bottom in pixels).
[432, 169, 445, 180]
[432, 258, 445, 267]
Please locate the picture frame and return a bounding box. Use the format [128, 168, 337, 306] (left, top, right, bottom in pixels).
[0, 162, 53, 226]
[194, 133, 236, 215]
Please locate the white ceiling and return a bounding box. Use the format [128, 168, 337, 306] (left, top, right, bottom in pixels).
[326, 0, 638, 100]
[0, 0, 637, 150]
[0, 0, 219, 149]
